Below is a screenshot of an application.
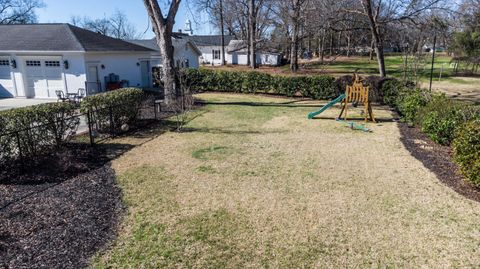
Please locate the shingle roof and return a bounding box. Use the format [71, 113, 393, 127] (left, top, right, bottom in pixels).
[184, 35, 235, 47]
[127, 38, 202, 55]
[0, 24, 154, 52]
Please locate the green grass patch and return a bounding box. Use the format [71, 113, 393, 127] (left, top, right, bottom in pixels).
[192, 146, 235, 160]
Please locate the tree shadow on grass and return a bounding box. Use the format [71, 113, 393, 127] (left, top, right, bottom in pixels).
[0, 122, 177, 268]
[197, 100, 320, 108]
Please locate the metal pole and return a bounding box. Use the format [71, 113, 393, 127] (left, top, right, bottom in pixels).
[87, 111, 94, 146]
[429, 33, 437, 92]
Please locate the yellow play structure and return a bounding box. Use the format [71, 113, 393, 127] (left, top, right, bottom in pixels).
[337, 74, 376, 123]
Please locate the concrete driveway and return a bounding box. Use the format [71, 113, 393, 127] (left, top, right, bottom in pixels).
[0, 98, 55, 111]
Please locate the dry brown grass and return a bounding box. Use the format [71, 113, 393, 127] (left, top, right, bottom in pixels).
[94, 93, 480, 268]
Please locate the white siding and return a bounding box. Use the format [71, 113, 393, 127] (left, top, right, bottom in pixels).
[198, 46, 223, 65]
[173, 43, 200, 68]
[63, 53, 87, 94]
[84, 52, 151, 89]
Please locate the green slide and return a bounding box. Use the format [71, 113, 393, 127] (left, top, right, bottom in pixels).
[307, 94, 346, 119]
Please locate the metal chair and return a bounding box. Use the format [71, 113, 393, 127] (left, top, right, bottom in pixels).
[55, 90, 68, 102]
[76, 88, 86, 102]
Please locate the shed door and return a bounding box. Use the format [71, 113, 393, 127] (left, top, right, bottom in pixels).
[0, 58, 15, 98]
[24, 59, 63, 98]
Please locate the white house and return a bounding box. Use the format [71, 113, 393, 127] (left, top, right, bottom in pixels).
[0, 23, 157, 99]
[127, 38, 201, 81]
[184, 35, 235, 66]
[182, 35, 282, 66]
[226, 40, 282, 66]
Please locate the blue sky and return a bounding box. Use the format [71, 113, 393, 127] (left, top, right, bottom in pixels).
[36, 0, 215, 38]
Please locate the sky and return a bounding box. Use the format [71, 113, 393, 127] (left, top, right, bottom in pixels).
[36, 0, 215, 38]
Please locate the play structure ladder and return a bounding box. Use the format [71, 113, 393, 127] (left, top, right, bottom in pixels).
[307, 94, 346, 119]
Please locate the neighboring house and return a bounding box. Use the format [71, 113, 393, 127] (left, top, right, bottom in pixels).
[226, 40, 282, 66]
[185, 35, 235, 66]
[127, 38, 202, 87]
[0, 23, 155, 99]
[182, 35, 282, 66]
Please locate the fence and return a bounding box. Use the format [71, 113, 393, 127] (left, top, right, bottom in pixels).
[0, 95, 166, 164]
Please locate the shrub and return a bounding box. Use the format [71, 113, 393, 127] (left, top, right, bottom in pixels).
[184, 69, 337, 99]
[0, 102, 79, 162]
[453, 120, 480, 186]
[417, 94, 479, 145]
[309, 76, 337, 99]
[81, 88, 144, 133]
[242, 71, 272, 93]
[380, 79, 404, 106]
[395, 88, 430, 124]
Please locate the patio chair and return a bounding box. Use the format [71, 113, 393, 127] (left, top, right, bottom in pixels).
[76, 88, 86, 102]
[66, 88, 86, 103]
[55, 90, 68, 102]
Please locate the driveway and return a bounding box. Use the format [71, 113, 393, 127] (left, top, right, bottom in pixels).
[0, 98, 55, 111]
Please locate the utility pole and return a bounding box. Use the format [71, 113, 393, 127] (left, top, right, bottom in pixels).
[429, 33, 437, 92]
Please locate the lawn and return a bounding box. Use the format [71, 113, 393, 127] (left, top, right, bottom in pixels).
[207, 55, 480, 103]
[94, 93, 480, 268]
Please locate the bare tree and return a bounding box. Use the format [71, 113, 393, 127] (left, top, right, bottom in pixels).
[344, 0, 448, 77]
[70, 10, 140, 39]
[110, 10, 139, 39]
[0, 0, 44, 24]
[195, 0, 227, 65]
[143, 0, 181, 104]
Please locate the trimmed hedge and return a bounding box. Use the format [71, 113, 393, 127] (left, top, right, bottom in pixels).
[80, 88, 144, 133]
[453, 120, 480, 186]
[182, 68, 337, 100]
[0, 102, 79, 162]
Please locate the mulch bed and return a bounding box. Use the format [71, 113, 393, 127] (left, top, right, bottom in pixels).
[398, 123, 480, 203]
[0, 145, 123, 269]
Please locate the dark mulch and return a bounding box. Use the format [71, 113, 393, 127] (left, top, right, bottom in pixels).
[0, 145, 123, 269]
[398, 123, 480, 203]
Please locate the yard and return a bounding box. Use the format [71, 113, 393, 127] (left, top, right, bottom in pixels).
[206, 55, 480, 103]
[93, 93, 480, 268]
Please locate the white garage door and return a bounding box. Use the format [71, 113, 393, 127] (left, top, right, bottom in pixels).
[0, 58, 15, 98]
[24, 59, 64, 98]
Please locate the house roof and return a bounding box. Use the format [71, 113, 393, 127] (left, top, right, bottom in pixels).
[0, 23, 154, 52]
[127, 38, 202, 56]
[226, 40, 282, 55]
[184, 35, 235, 47]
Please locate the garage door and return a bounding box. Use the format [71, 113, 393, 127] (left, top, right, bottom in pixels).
[25, 59, 64, 98]
[0, 58, 15, 98]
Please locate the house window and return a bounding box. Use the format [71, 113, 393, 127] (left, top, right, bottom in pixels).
[213, 50, 221, 60]
[26, 60, 41, 66]
[0, 60, 9, 66]
[45, 61, 60, 67]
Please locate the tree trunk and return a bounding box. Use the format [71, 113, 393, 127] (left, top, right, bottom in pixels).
[362, 0, 386, 77]
[369, 39, 374, 60]
[247, 29, 251, 66]
[143, 0, 181, 104]
[346, 35, 351, 57]
[320, 30, 325, 63]
[290, 1, 300, 72]
[157, 32, 176, 101]
[329, 31, 333, 57]
[249, 0, 257, 69]
[220, 0, 226, 65]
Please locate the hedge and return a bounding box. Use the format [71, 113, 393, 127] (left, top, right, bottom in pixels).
[453, 120, 480, 186]
[80, 88, 144, 133]
[182, 68, 337, 100]
[0, 102, 78, 162]
[417, 94, 480, 145]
